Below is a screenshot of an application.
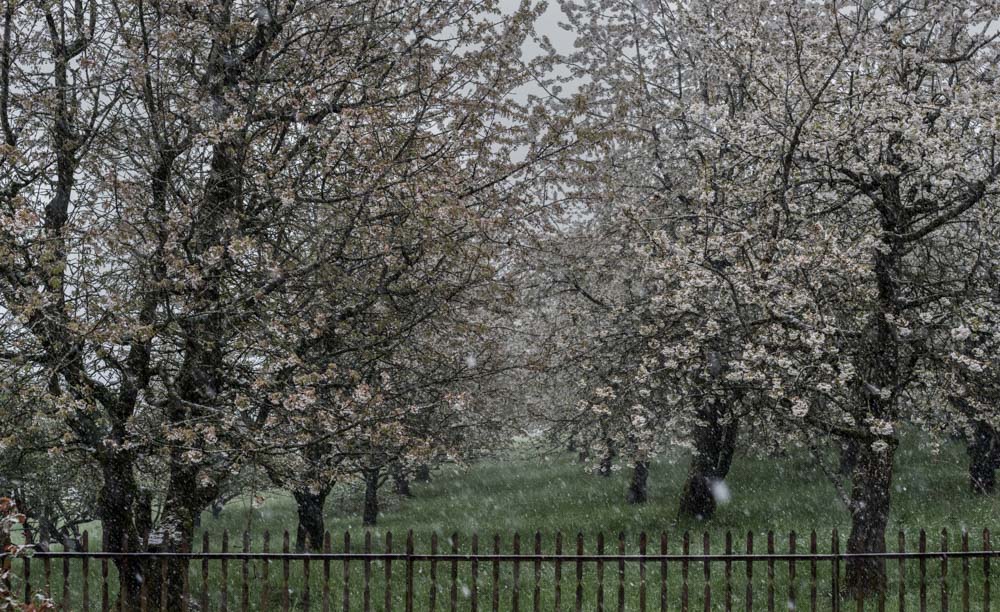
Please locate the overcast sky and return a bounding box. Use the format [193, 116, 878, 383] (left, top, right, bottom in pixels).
[502, 0, 577, 57]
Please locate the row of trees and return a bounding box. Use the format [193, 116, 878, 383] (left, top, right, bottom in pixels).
[0, 0, 567, 606]
[532, 0, 1000, 598]
[2, 0, 1000, 603]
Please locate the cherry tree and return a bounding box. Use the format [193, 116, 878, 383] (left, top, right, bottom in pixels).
[0, 0, 558, 605]
[550, 0, 1000, 597]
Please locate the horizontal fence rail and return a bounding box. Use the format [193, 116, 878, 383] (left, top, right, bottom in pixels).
[3, 528, 997, 611]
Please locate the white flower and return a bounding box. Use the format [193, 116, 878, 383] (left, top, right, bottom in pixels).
[951, 325, 972, 341]
[871, 439, 889, 453]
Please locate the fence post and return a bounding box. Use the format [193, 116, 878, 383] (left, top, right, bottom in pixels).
[323, 532, 331, 612]
[513, 532, 522, 612]
[100, 540, 107, 612]
[221, 529, 229, 612]
[342, 531, 350, 612]
[788, 531, 797, 611]
[618, 532, 626, 612]
[941, 529, 948, 612]
[919, 529, 926, 612]
[554, 531, 562, 612]
[241, 531, 250, 612]
[200, 532, 210, 612]
[681, 532, 689, 612]
[810, 530, 817, 612]
[703, 532, 711, 612]
[430, 532, 439, 612]
[661, 532, 668, 612]
[282, 531, 291, 612]
[406, 531, 415, 612]
[746, 532, 754, 612]
[597, 532, 605, 612]
[766, 531, 774, 612]
[61, 538, 70, 610]
[384, 531, 393, 612]
[302, 530, 310, 612]
[961, 530, 969, 612]
[832, 529, 840, 612]
[982, 529, 990, 612]
[534, 532, 542, 612]
[23, 541, 31, 607]
[639, 532, 647, 612]
[363, 531, 372, 612]
[451, 532, 460, 612]
[493, 534, 501, 612]
[82, 531, 90, 611]
[261, 531, 270, 612]
[724, 531, 733, 612]
[575, 532, 584, 612]
[898, 531, 905, 612]
[471, 533, 479, 612]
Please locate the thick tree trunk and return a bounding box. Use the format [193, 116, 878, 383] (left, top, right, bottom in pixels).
[968, 420, 998, 494]
[845, 441, 895, 598]
[98, 453, 145, 608]
[626, 461, 649, 504]
[153, 461, 218, 611]
[363, 468, 380, 526]
[678, 406, 738, 520]
[293, 488, 330, 552]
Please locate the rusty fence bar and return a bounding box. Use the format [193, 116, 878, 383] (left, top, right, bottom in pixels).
[3, 528, 998, 611]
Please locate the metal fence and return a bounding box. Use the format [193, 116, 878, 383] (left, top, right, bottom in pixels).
[5, 528, 998, 611]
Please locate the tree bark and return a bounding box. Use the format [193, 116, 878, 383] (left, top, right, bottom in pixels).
[626, 461, 649, 504]
[595, 439, 615, 477]
[154, 460, 218, 611]
[845, 441, 895, 598]
[293, 488, 330, 552]
[968, 420, 999, 494]
[391, 463, 412, 497]
[414, 464, 431, 483]
[363, 468, 380, 526]
[97, 452, 144, 608]
[677, 405, 738, 520]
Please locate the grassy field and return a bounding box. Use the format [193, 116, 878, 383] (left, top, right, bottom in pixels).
[13, 433, 1000, 610]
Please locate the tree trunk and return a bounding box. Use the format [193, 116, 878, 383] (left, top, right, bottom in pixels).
[414, 464, 431, 483]
[153, 460, 218, 611]
[678, 405, 738, 520]
[293, 488, 330, 552]
[363, 468, 380, 526]
[968, 420, 998, 494]
[845, 441, 895, 598]
[392, 464, 412, 497]
[626, 461, 649, 504]
[595, 439, 615, 477]
[98, 452, 145, 608]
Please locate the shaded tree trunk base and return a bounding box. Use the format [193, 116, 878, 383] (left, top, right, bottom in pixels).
[392, 465, 412, 498]
[678, 474, 716, 520]
[845, 441, 894, 599]
[626, 461, 649, 504]
[968, 421, 999, 495]
[677, 406, 738, 521]
[363, 469, 380, 526]
[294, 488, 330, 552]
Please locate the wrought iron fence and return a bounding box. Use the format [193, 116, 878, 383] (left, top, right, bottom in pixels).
[3, 527, 997, 611]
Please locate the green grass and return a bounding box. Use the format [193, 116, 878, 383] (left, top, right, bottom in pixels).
[11, 433, 1000, 610]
